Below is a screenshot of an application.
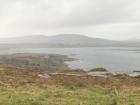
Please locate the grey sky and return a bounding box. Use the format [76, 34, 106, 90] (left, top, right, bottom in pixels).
[0, 0, 139, 40]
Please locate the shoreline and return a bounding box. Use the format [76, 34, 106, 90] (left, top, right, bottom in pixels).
[0, 53, 139, 77]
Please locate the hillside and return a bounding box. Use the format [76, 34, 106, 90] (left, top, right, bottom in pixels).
[0, 34, 140, 48]
[0, 34, 116, 44]
[46, 34, 117, 45]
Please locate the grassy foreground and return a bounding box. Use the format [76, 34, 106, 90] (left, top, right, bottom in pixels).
[0, 85, 140, 105]
[0, 66, 140, 105]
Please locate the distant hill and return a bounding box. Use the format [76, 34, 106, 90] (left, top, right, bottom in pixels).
[0, 34, 140, 48]
[0, 34, 118, 45]
[46, 34, 118, 45]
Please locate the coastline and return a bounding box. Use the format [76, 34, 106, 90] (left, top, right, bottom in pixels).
[0, 56, 140, 104]
[0, 53, 139, 77]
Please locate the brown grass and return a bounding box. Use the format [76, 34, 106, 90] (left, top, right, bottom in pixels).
[0, 66, 140, 91]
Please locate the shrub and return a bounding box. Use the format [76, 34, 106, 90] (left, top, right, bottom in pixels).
[89, 68, 108, 72]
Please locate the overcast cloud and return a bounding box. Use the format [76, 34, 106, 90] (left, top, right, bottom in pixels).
[0, 0, 140, 40]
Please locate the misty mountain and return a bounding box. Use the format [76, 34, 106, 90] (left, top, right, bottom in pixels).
[46, 34, 118, 45]
[0, 34, 118, 45]
[0, 34, 140, 48]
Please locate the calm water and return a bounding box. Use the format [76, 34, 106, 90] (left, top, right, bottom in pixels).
[0, 47, 140, 72]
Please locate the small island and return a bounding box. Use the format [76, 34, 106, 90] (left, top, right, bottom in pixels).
[88, 67, 108, 72]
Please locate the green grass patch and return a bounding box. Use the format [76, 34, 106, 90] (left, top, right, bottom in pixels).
[0, 85, 139, 105]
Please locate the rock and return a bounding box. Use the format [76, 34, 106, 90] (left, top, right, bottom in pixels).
[38, 74, 51, 79]
[88, 72, 114, 77]
[129, 72, 140, 77]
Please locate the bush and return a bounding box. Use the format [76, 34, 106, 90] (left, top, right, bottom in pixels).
[89, 68, 108, 72]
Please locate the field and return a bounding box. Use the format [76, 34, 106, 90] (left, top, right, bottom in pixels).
[0, 66, 140, 105]
[0, 85, 140, 105]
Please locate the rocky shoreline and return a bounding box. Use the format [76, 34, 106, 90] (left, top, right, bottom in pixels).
[0, 53, 139, 78]
[0, 66, 140, 89]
